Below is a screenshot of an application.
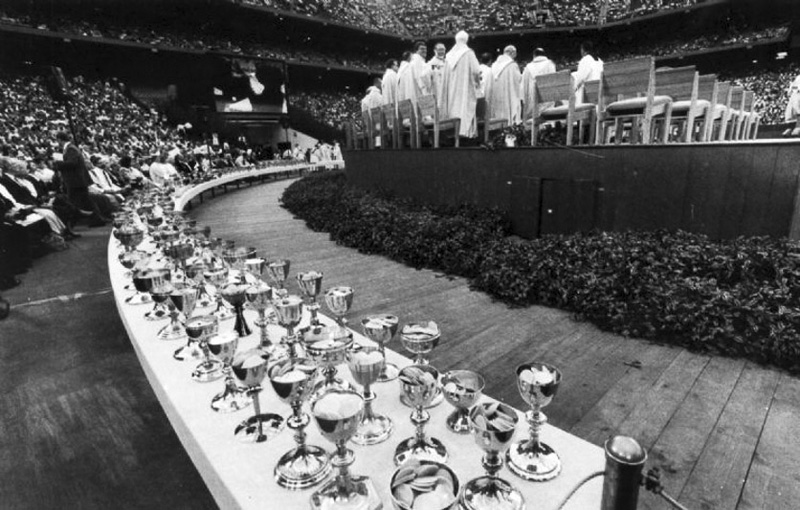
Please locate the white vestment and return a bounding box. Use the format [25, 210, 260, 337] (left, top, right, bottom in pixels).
[485, 55, 522, 124]
[521, 56, 557, 119]
[785, 74, 800, 122]
[477, 64, 491, 98]
[573, 54, 604, 104]
[442, 47, 481, 138]
[361, 86, 383, 112]
[428, 56, 446, 108]
[382, 68, 398, 106]
[397, 53, 431, 105]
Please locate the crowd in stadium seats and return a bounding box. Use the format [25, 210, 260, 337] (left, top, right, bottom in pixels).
[0, 69, 304, 290]
[0, 9, 387, 71]
[391, 0, 699, 36]
[289, 91, 362, 129]
[725, 63, 800, 126]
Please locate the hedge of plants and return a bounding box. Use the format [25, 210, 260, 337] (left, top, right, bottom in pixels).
[282, 171, 800, 373]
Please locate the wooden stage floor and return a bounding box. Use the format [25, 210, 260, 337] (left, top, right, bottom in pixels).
[189, 178, 800, 510]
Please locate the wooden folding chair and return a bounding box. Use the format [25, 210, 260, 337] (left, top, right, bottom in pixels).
[696, 74, 719, 142]
[744, 93, 761, 139]
[369, 107, 383, 148]
[531, 70, 596, 145]
[476, 98, 508, 144]
[724, 86, 745, 141]
[380, 103, 400, 149]
[595, 57, 672, 145]
[652, 66, 705, 143]
[342, 121, 354, 150]
[708, 81, 732, 141]
[735, 91, 756, 140]
[416, 94, 460, 148]
[397, 99, 418, 148]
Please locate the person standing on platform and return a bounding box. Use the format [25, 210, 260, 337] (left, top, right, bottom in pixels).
[784, 71, 800, 136]
[428, 43, 447, 109]
[521, 47, 557, 120]
[397, 41, 432, 105]
[381, 59, 399, 106]
[361, 78, 383, 112]
[442, 31, 481, 139]
[54, 131, 106, 226]
[477, 52, 493, 99]
[573, 41, 603, 104]
[485, 45, 523, 125]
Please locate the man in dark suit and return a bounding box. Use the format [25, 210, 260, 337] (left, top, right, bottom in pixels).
[55, 131, 107, 226]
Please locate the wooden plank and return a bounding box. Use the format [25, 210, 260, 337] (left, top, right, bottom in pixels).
[740, 145, 778, 236]
[677, 364, 781, 510]
[569, 345, 683, 446]
[736, 374, 800, 510]
[637, 357, 745, 510]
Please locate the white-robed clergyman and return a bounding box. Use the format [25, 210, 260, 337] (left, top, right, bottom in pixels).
[520, 48, 557, 120]
[397, 42, 432, 105]
[428, 43, 447, 109]
[381, 59, 399, 106]
[485, 45, 522, 124]
[441, 31, 481, 138]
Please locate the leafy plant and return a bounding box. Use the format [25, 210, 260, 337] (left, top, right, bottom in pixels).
[282, 171, 800, 374]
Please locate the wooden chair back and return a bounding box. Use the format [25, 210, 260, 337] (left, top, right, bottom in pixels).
[396, 99, 418, 148]
[342, 121, 354, 150]
[716, 81, 732, 108]
[381, 103, 399, 149]
[417, 95, 439, 125]
[535, 70, 573, 104]
[598, 57, 654, 103]
[729, 87, 745, 112]
[742, 91, 755, 112]
[361, 109, 375, 149]
[697, 74, 718, 103]
[655, 66, 697, 101]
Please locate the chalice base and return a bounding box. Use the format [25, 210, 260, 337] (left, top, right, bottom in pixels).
[173, 342, 204, 362]
[157, 322, 186, 341]
[144, 308, 170, 321]
[125, 292, 152, 306]
[275, 445, 332, 490]
[310, 475, 381, 510]
[351, 414, 393, 446]
[461, 476, 526, 510]
[400, 387, 443, 409]
[446, 408, 473, 434]
[211, 386, 251, 413]
[234, 413, 285, 444]
[506, 440, 561, 482]
[191, 359, 224, 382]
[393, 436, 448, 466]
[376, 363, 399, 383]
[212, 306, 235, 322]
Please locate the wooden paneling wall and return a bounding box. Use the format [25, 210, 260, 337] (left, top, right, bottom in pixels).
[344, 142, 800, 239]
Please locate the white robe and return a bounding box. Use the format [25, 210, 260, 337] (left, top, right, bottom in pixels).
[785, 74, 800, 122]
[381, 68, 398, 106]
[397, 53, 432, 105]
[485, 55, 522, 124]
[573, 54, 604, 104]
[521, 56, 557, 119]
[361, 86, 383, 113]
[478, 64, 491, 98]
[442, 48, 481, 138]
[428, 56, 446, 108]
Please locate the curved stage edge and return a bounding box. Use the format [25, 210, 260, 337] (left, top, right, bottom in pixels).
[109, 164, 605, 510]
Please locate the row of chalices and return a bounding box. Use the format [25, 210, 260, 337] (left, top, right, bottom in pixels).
[115, 192, 568, 510]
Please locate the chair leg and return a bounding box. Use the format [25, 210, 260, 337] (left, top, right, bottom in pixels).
[662, 109, 672, 144]
[588, 114, 597, 146]
[614, 118, 624, 144]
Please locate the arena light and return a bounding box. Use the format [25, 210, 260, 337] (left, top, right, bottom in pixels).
[777, 51, 788, 60]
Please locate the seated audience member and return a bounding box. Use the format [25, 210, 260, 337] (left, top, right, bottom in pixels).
[149, 151, 180, 188]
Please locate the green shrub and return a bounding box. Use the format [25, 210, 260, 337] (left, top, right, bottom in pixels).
[282, 171, 800, 373]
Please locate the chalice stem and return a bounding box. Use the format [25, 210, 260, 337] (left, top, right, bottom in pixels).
[528, 407, 545, 447]
[291, 404, 307, 447]
[362, 387, 376, 421]
[252, 390, 264, 436]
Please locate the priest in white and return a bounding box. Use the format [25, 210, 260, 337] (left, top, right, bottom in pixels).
[521, 47, 557, 119]
[573, 41, 604, 104]
[485, 45, 522, 124]
[361, 78, 383, 112]
[441, 31, 481, 138]
[397, 42, 432, 105]
[381, 59, 399, 106]
[428, 43, 447, 109]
